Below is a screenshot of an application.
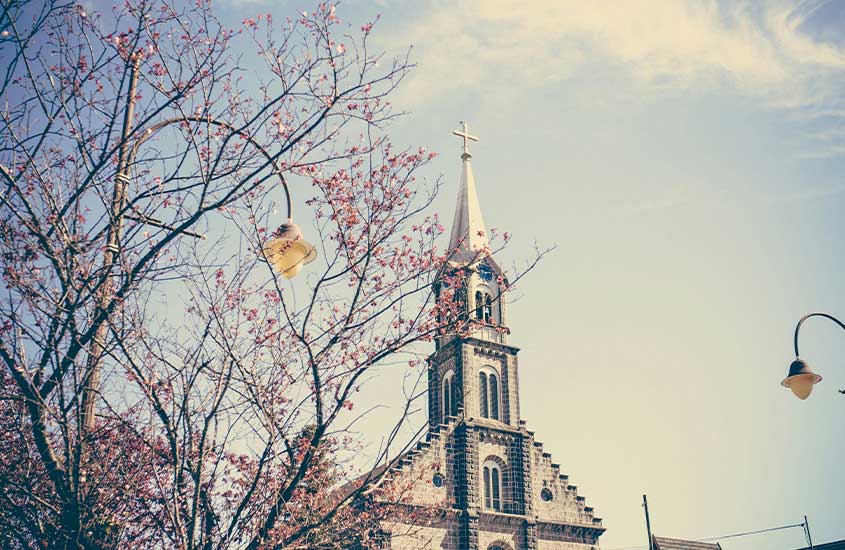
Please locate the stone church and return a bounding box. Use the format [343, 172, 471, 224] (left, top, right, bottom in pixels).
[366, 124, 605, 550]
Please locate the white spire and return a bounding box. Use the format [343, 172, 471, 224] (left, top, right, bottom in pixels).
[448, 122, 488, 265]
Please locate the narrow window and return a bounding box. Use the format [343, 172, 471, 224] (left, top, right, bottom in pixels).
[479, 372, 489, 418]
[456, 287, 467, 320]
[443, 378, 452, 418]
[483, 294, 493, 323]
[489, 373, 499, 421]
[483, 466, 491, 509]
[450, 375, 458, 416]
[491, 466, 501, 511]
[483, 460, 504, 512]
[475, 290, 483, 320]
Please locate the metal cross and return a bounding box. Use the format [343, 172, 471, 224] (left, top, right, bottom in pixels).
[452, 121, 479, 158]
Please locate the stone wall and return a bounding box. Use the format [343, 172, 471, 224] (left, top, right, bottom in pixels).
[529, 437, 601, 531]
[385, 520, 457, 550]
[477, 522, 520, 550]
[390, 421, 457, 508]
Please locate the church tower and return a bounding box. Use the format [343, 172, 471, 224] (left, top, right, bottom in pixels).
[429, 122, 519, 431]
[371, 123, 605, 550]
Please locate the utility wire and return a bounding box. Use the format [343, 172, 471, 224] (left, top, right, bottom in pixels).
[698, 522, 805, 542]
[606, 521, 806, 550]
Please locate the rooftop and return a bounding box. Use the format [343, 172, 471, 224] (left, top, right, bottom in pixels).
[652, 536, 722, 550]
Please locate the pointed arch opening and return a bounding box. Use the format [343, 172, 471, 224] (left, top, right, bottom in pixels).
[483, 293, 493, 324]
[479, 366, 500, 421]
[442, 370, 457, 418]
[475, 290, 484, 320]
[473, 283, 499, 326]
[482, 458, 504, 512]
[479, 371, 488, 418]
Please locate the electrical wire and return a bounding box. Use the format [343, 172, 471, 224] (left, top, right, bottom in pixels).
[697, 522, 805, 542]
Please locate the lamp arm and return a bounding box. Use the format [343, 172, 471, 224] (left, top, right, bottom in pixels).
[129, 115, 293, 219]
[793, 312, 845, 357]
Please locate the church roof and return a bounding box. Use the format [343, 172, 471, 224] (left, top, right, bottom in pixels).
[448, 123, 490, 266]
[653, 536, 721, 550]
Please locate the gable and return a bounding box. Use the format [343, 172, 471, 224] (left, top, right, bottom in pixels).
[529, 436, 602, 529]
[369, 417, 460, 509]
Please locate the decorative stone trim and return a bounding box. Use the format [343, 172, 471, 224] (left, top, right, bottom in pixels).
[473, 345, 507, 359]
[477, 427, 519, 445]
[477, 510, 529, 527]
[536, 520, 606, 544]
[464, 336, 520, 356]
[468, 418, 522, 435]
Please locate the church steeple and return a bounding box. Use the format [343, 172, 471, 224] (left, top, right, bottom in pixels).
[430, 121, 517, 428]
[440, 122, 507, 342]
[447, 122, 489, 266]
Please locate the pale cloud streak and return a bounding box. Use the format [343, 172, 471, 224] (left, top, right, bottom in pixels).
[382, 0, 845, 113]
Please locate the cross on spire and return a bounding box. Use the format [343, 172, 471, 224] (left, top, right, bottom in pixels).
[452, 121, 479, 160]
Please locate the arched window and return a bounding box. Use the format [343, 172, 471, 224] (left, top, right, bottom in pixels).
[482, 460, 502, 511]
[475, 290, 483, 320]
[442, 371, 457, 417]
[483, 293, 493, 323]
[479, 372, 488, 418]
[479, 368, 500, 421]
[456, 286, 467, 321]
[489, 373, 499, 420]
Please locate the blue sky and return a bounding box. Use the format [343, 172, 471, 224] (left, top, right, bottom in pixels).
[214, 1, 845, 548]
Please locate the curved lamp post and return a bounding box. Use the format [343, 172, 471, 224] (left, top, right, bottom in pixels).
[782, 312, 845, 400]
[130, 116, 316, 279]
[84, 59, 316, 434]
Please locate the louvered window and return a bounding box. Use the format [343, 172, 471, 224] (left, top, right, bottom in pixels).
[489, 373, 499, 420]
[479, 372, 488, 418]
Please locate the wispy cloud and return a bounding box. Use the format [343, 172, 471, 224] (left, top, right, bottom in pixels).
[381, 0, 845, 113]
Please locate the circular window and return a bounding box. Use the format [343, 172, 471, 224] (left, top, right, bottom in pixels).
[432, 473, 445, 487]
[541, 488, 553, 502]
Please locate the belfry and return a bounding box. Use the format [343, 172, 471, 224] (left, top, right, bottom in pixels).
[371, 123, 605, 550]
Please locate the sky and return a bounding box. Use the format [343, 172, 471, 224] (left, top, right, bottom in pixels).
[217, 1, 845, 548]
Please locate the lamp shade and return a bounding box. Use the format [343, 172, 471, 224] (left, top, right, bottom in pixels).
[781, 358, 822, 400]
[262, 220, 316, 279]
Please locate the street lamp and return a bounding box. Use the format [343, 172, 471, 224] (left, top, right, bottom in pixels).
[256, 159, 315, 279]
[262, 219, 316, 279]
[781, 312, 845, 400]
[130, 115, 316, 279]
